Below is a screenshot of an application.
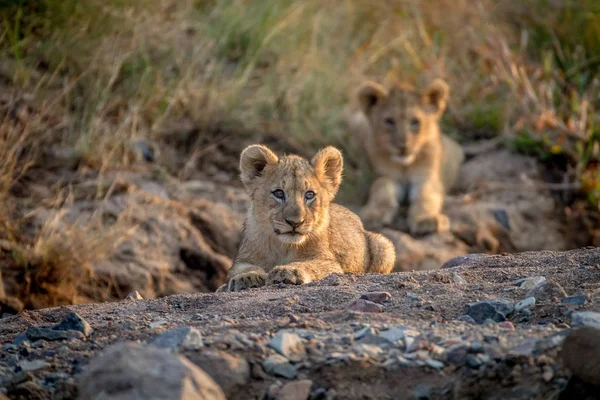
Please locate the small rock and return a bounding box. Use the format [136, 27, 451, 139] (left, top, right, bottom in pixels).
[445, 345, 468, 366]
[469, 341, 483, 354]
[561, 293, 587, 306]
[464, 299, 514, 324]
[354, 326, 376, 341]
[425, 359, 444, 369]
[561, 327, 600, 386]
[508, 339, 537, 358]
[53, 312, 92, 337]
[378, 327, 408, 345]
[571, 311, 600, 328]
[526, 280, 567, 302]
[149, 320, 168, 329]
[78, 342, 226, 400]
[498, 321, 515, 330]
[451, 273, 467, 284]
[25, 327, 84, 342]
[440, 253, 487, 269]
[515, 276, 546, 290]
[268, 331, 306, 362]
[457, 315, 477, 324]
[19, 360, 48, 372]
[515, 297, 536, 312]
[466, 354, 483, 368]
[277, 380, 313, 400]
[406, 292, 420, 301]
[359, 292, 391, 303]
[149, 327, 203, 351]
[413, 383, 432, 400]
[263, 354, 297, 379]
[125, 291, 144, 301]
[347, 299, 383, 313]
[187, 351, 250, 397]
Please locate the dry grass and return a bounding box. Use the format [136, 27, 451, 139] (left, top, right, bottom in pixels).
[0, 0, 598, 307]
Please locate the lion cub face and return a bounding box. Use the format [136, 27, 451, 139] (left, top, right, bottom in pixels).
[239, 145, 343, 245]
[357, 79, 449, 165]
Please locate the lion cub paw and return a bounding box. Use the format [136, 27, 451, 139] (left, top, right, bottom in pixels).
[268, 266, 311, 286]
[227, 271, 267, 292]
[409, 214, 450, 236]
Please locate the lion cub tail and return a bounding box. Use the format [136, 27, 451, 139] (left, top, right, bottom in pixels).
[365, 232, 396, 274]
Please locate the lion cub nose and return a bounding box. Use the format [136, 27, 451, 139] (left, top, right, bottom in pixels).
[285, 218, 304, 229]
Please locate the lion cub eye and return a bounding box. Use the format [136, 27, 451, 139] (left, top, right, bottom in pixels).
[304, 191, 316, 202]
[384, 118, 396, 128]
[272, 189, 285, 201]
[410, 118, 420, 131]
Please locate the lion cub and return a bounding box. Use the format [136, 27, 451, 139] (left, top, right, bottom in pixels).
[224, 144, 395, 292]
[347, 79, 464, 236]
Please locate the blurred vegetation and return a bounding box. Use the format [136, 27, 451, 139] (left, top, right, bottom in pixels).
[0, 0, 598, 204]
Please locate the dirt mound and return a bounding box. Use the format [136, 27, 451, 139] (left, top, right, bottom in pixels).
[1, 248, 599, 399]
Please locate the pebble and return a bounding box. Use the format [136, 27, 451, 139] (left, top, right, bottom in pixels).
[149, 327, 204, 351]
[406, 293, 420, 301]
[498, 321, 515, 330]
[263, 354, 297, 379]
[378, 327, 408, 346]
[440, 253, 487, 269]
[125, 291, 144, 300]
[561, 293, 587, 306]
[526, 280, 567, 302]
[570, 311, 600, 328]
[445, 345, 468, 366]
[425, 359, 444, 369]
[515, 276, 546, 290]
[354, 327, 376, 341]
[278, 379, 313, 400]
[515, 297, 536, 312]
[465, 354, 483, 368]
[359, 292, 391, 303]
[268, 331, 306, 362]
[53, 312, 93, 337]
[149, 320, 168, 329]
[457, 315, 477, 324]
[451, 273, 467, 284]
[347, 299, 383, 313]
[24, 327, 84, 342]
[19, 360, 48, 372]
[463, 299, 514, 324]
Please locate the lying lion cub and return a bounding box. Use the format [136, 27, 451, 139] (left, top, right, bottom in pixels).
[347, 79, 464, 236]
[223, 144, 395, 292]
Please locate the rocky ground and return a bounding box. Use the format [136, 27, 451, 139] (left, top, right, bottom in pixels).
[1, 248, 600, 399]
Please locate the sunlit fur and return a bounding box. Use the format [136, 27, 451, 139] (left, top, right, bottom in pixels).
[347, 79, 465, 236]
[223, 144, 396, 292]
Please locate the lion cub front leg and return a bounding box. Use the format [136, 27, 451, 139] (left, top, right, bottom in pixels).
[408, 178, 449, 236]
[227, 263, 268, 292]
[268, 260, 344, 286]
[360, 177, 399, 230]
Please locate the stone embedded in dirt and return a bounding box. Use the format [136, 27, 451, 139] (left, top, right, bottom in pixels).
[445, 344, 468, 366]
[347, 299, 383, 313]
[275, 380, 313, 400]
[465, 354, 483, 368]
[53, 312, 92, 337]
[498, 321, 515, 330]
[561, 293, 587, 306]
[526, 280, 567, 302]
[263, 354, 297, 379]
[440, 253, 488, 269]
[359, 292, 391, 303]
[457, 315, 477, 324]
[463, 299, 514, 324]
[561, 327, 600, 386]
[187, 350, 250, 397]
[451, 273, 467, 284]
[378, 327, 408, 346]
[425, 358, 444, 369]
[149, 320, 168, 329]
[570, 311, 600, 328]
[515, 297, 536, 312]
[19, 360, 48, 372]
[353, 326, 376, 341]
[24, 327, 84, 342]
[516, 276, 546, 290]
[268, 331, 306, 362]
[125, 291, 144, 301]
[149, 327, 203, 351]
[78, 342, 225, 400]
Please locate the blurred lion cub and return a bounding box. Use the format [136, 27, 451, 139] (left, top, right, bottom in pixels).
[347, 79, 464, 236]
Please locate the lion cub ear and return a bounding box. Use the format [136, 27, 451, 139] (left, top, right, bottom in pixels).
[357, 81, 388, 115]
[311, 146, 343, 196]
[422, 79, 449, 116]
[240, 144, 279, 188]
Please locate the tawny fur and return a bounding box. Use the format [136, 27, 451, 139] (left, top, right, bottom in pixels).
[347, 79, 465, 236]
[222, 144, 395, 292]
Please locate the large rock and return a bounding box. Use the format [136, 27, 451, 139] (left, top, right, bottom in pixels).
[78, 342, 226, 400]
